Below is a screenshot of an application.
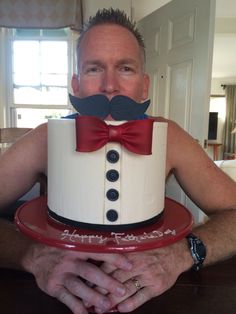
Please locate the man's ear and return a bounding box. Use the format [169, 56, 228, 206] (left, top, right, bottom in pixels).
[71, 74, 80, 95]
[141, 74, 150, 101]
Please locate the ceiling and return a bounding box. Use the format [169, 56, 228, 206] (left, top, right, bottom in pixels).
[215, 0, 236, 18]
[212, 0, 236, 79]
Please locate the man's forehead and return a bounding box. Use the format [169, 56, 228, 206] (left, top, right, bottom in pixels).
[80, 58, 139, 68]
[77, 23, 145, 68]
[80, 23, 138, 45]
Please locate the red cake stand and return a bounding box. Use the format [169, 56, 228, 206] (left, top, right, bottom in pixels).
[15, 196, 193, 313]
[14, 196, 193, 252]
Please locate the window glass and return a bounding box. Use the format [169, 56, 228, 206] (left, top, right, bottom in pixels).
[13, 40, 68, 105]
[210, 96, 226, 120]
[15, 29, 40, 37]
[0, 28, 77, 128]
[13, 41, 40, 86]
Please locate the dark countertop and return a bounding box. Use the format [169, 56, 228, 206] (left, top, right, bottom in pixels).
[1, 256, 236, 314]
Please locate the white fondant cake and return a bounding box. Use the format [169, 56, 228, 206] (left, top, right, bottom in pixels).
[47, 118, 167, 229]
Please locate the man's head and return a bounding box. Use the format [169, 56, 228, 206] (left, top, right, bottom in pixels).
[77, 8, 146, 65]
[72, 8, 149, 102]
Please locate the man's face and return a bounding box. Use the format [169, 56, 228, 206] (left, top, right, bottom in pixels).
[72, 24, 149, 102]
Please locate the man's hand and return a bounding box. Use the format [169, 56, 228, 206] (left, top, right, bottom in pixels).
[22, 243, 132, 314]
[99, 240, 192, 313]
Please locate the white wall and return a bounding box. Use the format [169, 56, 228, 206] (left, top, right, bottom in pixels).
[81, 0, 171, 22]
[132, 0, 171, 21]
[211, 78, 225, 95]
[82, 0, 132, 21]
[211, 77, 236, 95]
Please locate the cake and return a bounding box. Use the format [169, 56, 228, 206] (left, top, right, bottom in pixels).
[47, 114, 167, 231]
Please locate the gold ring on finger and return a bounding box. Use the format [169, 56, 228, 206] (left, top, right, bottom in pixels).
[131, 277, 141, 291]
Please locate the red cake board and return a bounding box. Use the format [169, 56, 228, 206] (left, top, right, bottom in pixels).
[15, 196, 193, 252]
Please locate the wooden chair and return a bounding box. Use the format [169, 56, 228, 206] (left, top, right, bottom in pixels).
[0, 127, 32, 142]
[0, 127, 47, 195]
[0, 127, 32, 152]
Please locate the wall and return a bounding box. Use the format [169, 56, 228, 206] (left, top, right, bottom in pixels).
[81, 0, 171, 22]
[82, 0, 132, 21]
[211, 77, 236, 95]
[132, 0, 171, 21]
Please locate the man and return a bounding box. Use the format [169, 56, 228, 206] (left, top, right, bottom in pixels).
[1, 8, 236, 314]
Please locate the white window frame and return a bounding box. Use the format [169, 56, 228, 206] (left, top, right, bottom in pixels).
[0, 28, 12, 127]
[1, 27, 77, 128]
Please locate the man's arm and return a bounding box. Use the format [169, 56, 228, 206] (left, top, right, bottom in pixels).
[0, 123, 47, 210]
[168, 119, 236, 264]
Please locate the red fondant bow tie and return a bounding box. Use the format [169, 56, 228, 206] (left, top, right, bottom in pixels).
[75, 116, 154, 155]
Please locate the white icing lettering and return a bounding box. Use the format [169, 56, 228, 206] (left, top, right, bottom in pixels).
[61, 230, 108, 244]
[60, 228, 177, 246]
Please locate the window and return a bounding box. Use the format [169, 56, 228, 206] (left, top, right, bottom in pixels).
[9, 28, 75, 128]
[210, 96, 226, 120]
[209, 95, 226, 144]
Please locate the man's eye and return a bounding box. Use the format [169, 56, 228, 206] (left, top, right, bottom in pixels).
[86, 67, 102, 74]
[120, 66, 135, 73]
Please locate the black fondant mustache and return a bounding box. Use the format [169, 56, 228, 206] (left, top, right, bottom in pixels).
[69, 94, 150, 121]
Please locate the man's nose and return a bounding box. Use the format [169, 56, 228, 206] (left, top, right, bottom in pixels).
[100, 70, 119, 97]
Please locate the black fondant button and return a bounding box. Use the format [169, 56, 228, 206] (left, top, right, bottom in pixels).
[106, 150, 119, 163]
[106, 169, 119, 182]
[106, 209, 118, 222]
[106, 189, 119, 201]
